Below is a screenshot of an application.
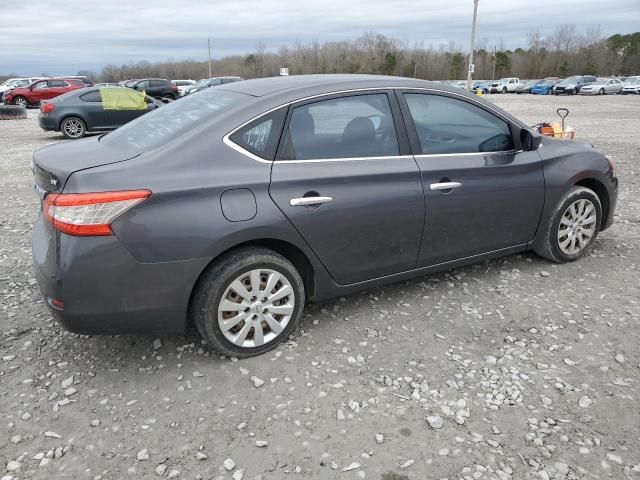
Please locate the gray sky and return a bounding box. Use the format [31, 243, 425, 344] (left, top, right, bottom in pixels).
[2, 0, 639, 75]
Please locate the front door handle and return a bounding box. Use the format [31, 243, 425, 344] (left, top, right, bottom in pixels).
[430, 182, 462, 191]
[290, 196, 333, 206]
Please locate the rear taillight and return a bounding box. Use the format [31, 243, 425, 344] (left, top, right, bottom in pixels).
[43, 190, 151, 236]
[41, 102, 55, 113]
[171, 84, 178, 92]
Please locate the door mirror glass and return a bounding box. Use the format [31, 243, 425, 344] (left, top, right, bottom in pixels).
[520, 128, 542, 151]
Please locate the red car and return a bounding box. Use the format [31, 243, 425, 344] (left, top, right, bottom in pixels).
[4, 78, 85, 108]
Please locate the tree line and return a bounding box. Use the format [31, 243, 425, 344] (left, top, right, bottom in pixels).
[3, 27, 639, 84]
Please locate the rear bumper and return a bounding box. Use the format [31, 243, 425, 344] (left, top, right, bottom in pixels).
[38, 114, 58, 131]
[32, 212, 209, 334]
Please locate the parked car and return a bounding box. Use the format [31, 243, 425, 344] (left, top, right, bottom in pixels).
[63, 76, 94, 87]
[184, 77, 244, 95]
[530, 80, 558, 95]
[579, 78, 623, 95]
[183, 76, 244, 95]
[4, 78, 84, 107]
[127, 78, 178, 100]
[489, 77, 520, 93]
[620, 76, 640, 95]
[38, 87, 162, 139]
[0, 77, 47, 102]
[31, 74, 618, 357]
[172, 79, 196, 96]
[515, 79, 540, 94]
[472, 81, 491, 94]
[552, 75, 597, 95]
[94, 83, 120, 87]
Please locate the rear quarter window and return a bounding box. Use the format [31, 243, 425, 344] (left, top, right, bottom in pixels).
[80, 91, 102, 102]
[229, 107, 287, 160]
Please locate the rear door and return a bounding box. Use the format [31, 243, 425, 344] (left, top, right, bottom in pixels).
[268, 91, 425, 285]
[397, 90, 545, 266]
[44, 80, 68, 100]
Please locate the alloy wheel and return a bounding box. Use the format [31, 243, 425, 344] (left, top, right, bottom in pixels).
[217, 268, 295, 348]
[557, 199, 597, 256]
[13, 97, 27, 107]
[63, 119, 84, 138]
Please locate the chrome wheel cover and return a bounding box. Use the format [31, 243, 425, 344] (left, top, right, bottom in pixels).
[15, 97, 27, 107]
[217, 269, 294, 348]
[557, 199, 596, 255]
[63, 119, 84, 138]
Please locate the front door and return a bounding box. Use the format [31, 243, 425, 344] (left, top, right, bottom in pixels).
[269, 92, 425, 285]
[398, 90, 545, 266]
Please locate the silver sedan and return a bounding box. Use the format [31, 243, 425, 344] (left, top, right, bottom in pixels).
[579, 78, 623, 95]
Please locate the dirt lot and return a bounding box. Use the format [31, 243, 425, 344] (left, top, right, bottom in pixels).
[1, 94, 639, 480]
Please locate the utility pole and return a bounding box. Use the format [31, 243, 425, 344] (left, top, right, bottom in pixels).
[466, 0, 479, 90]
[491, 45, 496, 80]
[208, 39, 212, 78]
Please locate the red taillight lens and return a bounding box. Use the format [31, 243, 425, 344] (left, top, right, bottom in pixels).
[41, 102, 55, 113]
[171, 85, 178, 92]
[43, 190, 151, 236]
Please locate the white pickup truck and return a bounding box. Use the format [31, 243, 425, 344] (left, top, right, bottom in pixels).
[489, 77, 520, 93]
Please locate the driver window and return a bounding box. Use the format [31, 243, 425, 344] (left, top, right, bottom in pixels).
[33, 81, 49, 90]
[404, 93, 514, 155]
[280, 93, 399, 160]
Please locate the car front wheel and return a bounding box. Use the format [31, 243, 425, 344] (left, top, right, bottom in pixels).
[534, 186, 602, 263]
[12, 96, 28, 107]
[192, 247, 305, 357]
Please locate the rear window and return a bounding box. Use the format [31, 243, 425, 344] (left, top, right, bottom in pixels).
[101, 89, 247, 155]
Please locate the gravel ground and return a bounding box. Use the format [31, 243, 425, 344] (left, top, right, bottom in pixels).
[1, 94, 639, 480]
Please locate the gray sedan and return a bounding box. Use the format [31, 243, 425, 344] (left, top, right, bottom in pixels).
[38, 87, 161, 139]
[32, 75, 618, 357]
[579, 78, 623, 95]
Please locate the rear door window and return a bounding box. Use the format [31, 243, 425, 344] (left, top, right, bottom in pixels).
[403, 93, 514, 155]
[279, 93, 399, 160]
[49, 80, 67, 88]
[80, 91, 102, 102]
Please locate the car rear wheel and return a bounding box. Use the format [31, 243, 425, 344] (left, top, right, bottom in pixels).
[192, 247, 305, 357]
[534, 186, 602, 263]
[12, 96, 28, 107]
[60, 117, 86, 139]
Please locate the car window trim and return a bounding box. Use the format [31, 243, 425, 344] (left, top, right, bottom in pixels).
[223, 86, 521, 164]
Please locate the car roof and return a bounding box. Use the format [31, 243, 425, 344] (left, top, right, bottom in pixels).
[217, 74, 461, 98]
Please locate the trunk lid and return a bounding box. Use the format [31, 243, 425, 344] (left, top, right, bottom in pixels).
[32, 136, 139, 194]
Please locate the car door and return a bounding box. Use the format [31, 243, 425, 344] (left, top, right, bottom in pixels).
[397, 90, 545, 267]
[268, 91, 425, 285]
[78, 90, 109, 129]
[44, 80, 68, 100]
[29, 80, 50, 102]
[134, 80, 151, 95]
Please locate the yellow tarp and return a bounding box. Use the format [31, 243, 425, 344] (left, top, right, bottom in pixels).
[100, 87, 147, 111]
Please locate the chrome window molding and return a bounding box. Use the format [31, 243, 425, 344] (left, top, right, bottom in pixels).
[223, 86, 519, 164]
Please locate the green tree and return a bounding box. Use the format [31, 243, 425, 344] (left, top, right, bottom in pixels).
[382, 52, 398, 75]
[450, 52, 465, 79]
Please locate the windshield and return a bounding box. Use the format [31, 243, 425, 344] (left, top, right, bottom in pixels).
[624, 76, 640, 83]
[101, 89, 248, 156]
[1, 79, 17, 86]
[195, 79, 209, 87]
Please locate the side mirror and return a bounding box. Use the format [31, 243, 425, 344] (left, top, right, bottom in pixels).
[521, 128, 542, 151]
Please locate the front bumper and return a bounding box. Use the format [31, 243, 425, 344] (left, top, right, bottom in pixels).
[32, 211, 208, 334]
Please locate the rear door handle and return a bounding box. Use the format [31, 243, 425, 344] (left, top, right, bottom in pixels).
[290, 196, 333, 206]
[430, 182, 462, 191]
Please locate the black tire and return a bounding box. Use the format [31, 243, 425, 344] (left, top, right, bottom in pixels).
[192, 247, 306, 358]
[534, 186, 602, 263]
[12, 96, 28, 108]
[60, 116, 86, 139]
